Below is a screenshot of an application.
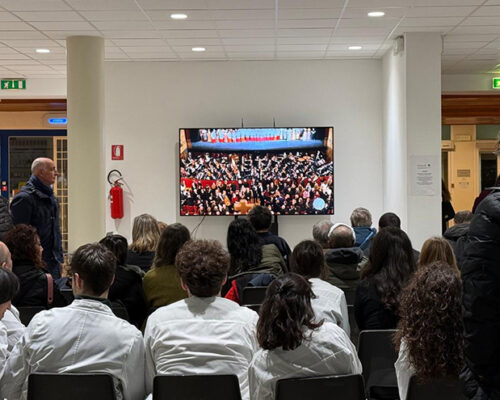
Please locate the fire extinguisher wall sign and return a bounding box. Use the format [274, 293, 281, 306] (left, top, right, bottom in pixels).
[112, 145, 124, 160]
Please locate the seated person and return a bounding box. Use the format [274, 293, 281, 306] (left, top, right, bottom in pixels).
[248, 205, 291, 269]
[225, 219, 284, 303]
[249, 273, 361, 400]
[324, 223, 366, 291]
[418, 236, 459, 274]
[355, 227, 416, 330]
[4, 225, 66, 308]
[290, 240, 349, 335]
[0, 267, 20, 377]
[0, 243, 145, 400]
[394, 262, 463, 400]
[443, 210, 473, 266]
[144, 239, 258, 400]
[351, 207, 377, 251]
[312, 220, 333, 249]
[99, 234, 147, 329]
[143, 223, 190, 309]
[126, 213, 160, 272]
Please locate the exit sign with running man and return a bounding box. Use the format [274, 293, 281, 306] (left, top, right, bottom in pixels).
[493, 78, 500, 89]
[1, 79, 26, 90]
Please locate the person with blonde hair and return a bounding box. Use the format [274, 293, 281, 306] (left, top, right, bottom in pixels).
[418, 237, 458, 274]
[126, 213, 160, 272]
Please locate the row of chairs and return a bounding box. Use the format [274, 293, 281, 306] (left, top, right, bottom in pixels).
[27, 372, 466, 400]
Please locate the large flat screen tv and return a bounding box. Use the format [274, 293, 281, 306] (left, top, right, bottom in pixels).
[179, 127, 333, 216]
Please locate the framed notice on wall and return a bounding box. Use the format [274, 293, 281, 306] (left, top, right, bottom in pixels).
[410, 155, 440, 196]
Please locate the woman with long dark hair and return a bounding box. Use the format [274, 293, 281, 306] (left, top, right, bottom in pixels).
[394, 262, 463, 399]
[249, 273, 361, 400]
[4, 225, 66, 308]
[354, 227, 416, 330]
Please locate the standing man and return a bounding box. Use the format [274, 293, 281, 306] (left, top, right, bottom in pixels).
[10, 158, 62, 279]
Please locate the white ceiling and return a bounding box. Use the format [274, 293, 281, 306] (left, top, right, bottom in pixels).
[1, 0, 500, 78]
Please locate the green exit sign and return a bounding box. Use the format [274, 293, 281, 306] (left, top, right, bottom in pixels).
[1, 79, 26, 90]
[493, 78, 500, 89]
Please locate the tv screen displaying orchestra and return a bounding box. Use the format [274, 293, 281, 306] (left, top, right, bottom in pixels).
[179, 127, 334, 216]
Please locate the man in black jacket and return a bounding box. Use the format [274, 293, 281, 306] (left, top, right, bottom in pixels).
[461, 190, 500, 399]
[10, 158, 62, 279]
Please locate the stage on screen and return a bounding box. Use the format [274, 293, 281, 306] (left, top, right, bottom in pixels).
[179, 127, 334, 216]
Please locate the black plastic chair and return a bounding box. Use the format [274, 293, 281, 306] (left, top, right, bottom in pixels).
[276, 374, 365, 400]
[241, 286, 267, 305]
[153, 374, 241, 400]
[60, 289, 74, 303]
[27, 372, 116, 400]
[358, 330, 398, 400]
[17, 306, 46, 326]
[406, 376, 466, 400]
[347, 305, 360, 346]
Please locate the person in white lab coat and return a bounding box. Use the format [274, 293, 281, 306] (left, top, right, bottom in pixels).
[249, 273, 362, 400]
[394, 262, 463, 400]
[0, 243, 146, 400]
[0, 266, 20, 378]
[290, 240, 350, 336]
[144, 239, 258, 400]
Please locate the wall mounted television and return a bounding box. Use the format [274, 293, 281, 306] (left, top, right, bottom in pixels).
[179, 127, 334, 216]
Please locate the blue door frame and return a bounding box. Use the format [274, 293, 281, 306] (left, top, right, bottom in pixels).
[0, 129, 67, 199]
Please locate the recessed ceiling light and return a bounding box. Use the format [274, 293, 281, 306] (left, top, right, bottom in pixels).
[36, 48, 50, 53]
[368, 11, 385, 17]
[349, 46, 362, 50]
[192, 47, 206, 52]
[170, 13, 187, 19]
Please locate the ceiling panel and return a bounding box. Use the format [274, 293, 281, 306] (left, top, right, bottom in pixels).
[80, 11, 149, 21]
[154, 20, 218, 30]
[278, 8, 342, 19]
[0, 1, 71, 11]
[64, 0, 138, 11]
[13, 11, 84, 21]
[405, 6, 475, 17]
[0, 12, 20, 21]
[137, 0, 209, 10]
[29, 21, 95, 30]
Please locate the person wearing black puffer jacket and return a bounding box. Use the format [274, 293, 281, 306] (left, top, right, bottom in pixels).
[461, 189, 500, 400]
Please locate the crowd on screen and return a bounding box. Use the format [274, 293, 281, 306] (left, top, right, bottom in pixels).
[1, 169, 500, 400]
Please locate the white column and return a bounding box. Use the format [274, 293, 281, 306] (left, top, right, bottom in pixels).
[66, 36, 105, 251]
[383, 33, 442, 249]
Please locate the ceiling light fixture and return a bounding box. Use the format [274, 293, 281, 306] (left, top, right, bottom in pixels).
[170, 13, 187, 19]
[36, 48, 50, 53]
[192, 47, 206, 52]
[349, 46, 362, 50]
[368, 11, 385, 17]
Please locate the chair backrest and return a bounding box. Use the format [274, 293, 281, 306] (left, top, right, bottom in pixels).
[241, 286, 267, 305]
[407, 376, 467, 400]
[245, 304, 260, 313]
[28, 373, 116, 400]
[276, 374, 365, 400]
[153, 375, 242, 400]
[17, 306, 46, 326]
[358, 330, 398, 392]
[59, 289, 74, 303]
[347, 305, 359, 346]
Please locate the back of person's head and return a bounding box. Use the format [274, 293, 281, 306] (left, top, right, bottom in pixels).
[454, 210, 473, 224]
[226, 218, 262, 275]
[70, 243, 116, 296]
[290, 240, 325, 279]
[395, 262, 463, 381]
[4, 224, 44, 267]
[99, 234, 128, 265]
[175, 239, 229, 297]
[350, 207, 372, 227]
[0, 267, 19, 316]
[157, 221, 168, 234]
[327, 223, 356, 249]
[130, 213, 160, 253]
[0, 242, 12, 271]
[257, 273, 322, 351]
[312, 220, 333, 249]
[378, 212, 401, 229]
[248, 205, 272, 231]
[153, 223, 190, 267]
[362, 227, 416, 312]
[419, 237, 458, 273]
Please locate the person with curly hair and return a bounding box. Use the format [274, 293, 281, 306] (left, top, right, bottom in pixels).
[126, 213, 161, 272]
[418, 236, 459, 274]
[354, 227, 416, 330]
[394, 262, 463, 400]
[249, 273, 361, 400]
[4, 224, 66, 308]
[144, 239, 258, 400]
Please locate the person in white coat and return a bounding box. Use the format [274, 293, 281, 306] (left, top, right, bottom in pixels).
[144, 239, 258, 400]
[0, 267, 19, 378]
[290, 240, 350, 335]
[0, 243, 146, 400]
[394, 262, 463, 400]
[249, 273, 362, 400]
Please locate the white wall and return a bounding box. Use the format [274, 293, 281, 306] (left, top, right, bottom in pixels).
[442, 73, 498, 92]
[104, 60, 384, 248]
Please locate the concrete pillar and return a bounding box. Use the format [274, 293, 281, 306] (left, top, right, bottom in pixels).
[67, 36, 105, 251]
[383, 33, 442, 249]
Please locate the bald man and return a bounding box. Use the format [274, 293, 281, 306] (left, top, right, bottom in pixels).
[10, 158, 63, 279]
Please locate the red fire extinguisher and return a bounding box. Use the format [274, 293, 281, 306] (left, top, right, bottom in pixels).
[108, 170, 124, 219]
